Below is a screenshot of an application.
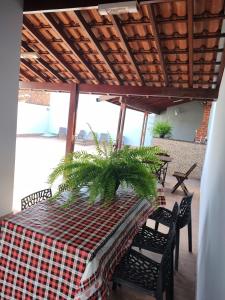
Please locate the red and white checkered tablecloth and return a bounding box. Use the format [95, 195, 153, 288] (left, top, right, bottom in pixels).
[0, 189, 164, 300]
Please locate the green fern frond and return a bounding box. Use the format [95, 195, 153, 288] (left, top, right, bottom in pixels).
[48, 126, 164, 206]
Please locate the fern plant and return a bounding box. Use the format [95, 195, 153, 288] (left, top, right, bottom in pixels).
[48, 126, 162, 206]
[153, 121, 172, 138]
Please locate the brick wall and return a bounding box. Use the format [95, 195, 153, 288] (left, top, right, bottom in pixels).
[195, 103, 212, 143]
[18, 89, 50, 106]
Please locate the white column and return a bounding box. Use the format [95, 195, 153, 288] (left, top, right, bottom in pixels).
[197, 71, 225, 299]
[0, 0, 23, 216]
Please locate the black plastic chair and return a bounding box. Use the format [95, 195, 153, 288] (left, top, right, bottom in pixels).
[149, 194, 194, 270]
[112, 225, 176, 300]
[132, 202, 178, 255]
[58, 183, 68, 192]
[21, 189, 52, 211]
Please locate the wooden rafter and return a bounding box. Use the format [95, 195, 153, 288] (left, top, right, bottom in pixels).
[23, 17, 82, 83]
[20, 69, 34, 81]
[73, 11, 122, 84]
[187, 0, 193, 87]
[21, 41, 66, 82]
[21, 59, 48, 82]
[43, 13, 101, 84]
[146, 5, 168, 86]
[110, 15, 145, 85]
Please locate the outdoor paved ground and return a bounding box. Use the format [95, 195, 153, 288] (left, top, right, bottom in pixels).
[14, 136, 199, 300]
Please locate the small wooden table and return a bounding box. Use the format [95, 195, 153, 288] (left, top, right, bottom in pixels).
[157, 155, 172, 186]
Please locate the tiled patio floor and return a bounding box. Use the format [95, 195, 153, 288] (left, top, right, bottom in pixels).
[110, 176, 199, 300]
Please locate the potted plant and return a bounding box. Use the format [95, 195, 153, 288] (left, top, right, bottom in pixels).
[48, 127, 162, 206]
[153, 121, 172, 138]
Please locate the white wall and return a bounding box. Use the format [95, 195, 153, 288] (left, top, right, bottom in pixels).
[17, 103, 49, 134]
[48, 92, 70, 134]
[144, 113, 155, 146]
[0, 0, 23, 216]
[155, 101, 203, 142]
[123, 108, 144, 146]
[197, 71, 225, 299]
[46, 92, 155, 147]
[76, 94, 120, 139]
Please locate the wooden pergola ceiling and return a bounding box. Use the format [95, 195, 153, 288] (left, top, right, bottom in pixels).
[20, 0, 223, 113]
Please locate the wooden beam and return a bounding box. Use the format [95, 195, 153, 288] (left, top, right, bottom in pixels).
[110, 15, 145, 85]
[116, 102, 126, 149]
[21, 41, 66, 82]
[140, 112, 148, 146]
[23, 17, 82, 83]
[19, 81, 218, 99]
[73, 11, 122, 84]
[187, 0, 193, 87]
[66, 84, 79, 154]
[116, 98, 123, 150]
[21, 59, 48, 82]
[146, 5, 168, 86]
[43, 13, 101, 84]
[23, 0, 180, 14]
[79, 83, 218, 99]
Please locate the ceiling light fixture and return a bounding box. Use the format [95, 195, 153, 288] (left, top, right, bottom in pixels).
[98, 1, 138, 15]
[20, 51, 40, 59]
[96, 95, 117, 102]
[173, 99, 184, 103]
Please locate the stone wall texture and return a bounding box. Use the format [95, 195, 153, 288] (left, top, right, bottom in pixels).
[152, 138, 206, 179]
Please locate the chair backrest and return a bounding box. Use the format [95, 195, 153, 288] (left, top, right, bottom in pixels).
[157, 224, 176, 294]
[185, 163, 197, 177]
[86, 131, 97, 141]
[99, 133, 110, 143]
[77, 130, 86, 139]
[177, 193, 194, 229]
[21, 188, 52, 211]
[58, 183, 68, 192]
[170, 202, 179, 227]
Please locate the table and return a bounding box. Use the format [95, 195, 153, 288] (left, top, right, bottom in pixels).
[0, 191, 154, 300]
[156, 155, 172, 187]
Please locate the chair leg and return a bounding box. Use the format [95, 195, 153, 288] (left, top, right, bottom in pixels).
[175, 229, 180, 271]
[171, 249, 174, 299]
[112, 281, 117, 290]
[181, 182, 189, 195]
[171, 178, 182, 193]
[188, 218, 192, 253]
[155, 221, 159, 231]
[166, 286, 173, 300]
[156, 291, 163, 300]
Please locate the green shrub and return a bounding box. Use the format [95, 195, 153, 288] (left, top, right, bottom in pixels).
[153, 121, 172, 138]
